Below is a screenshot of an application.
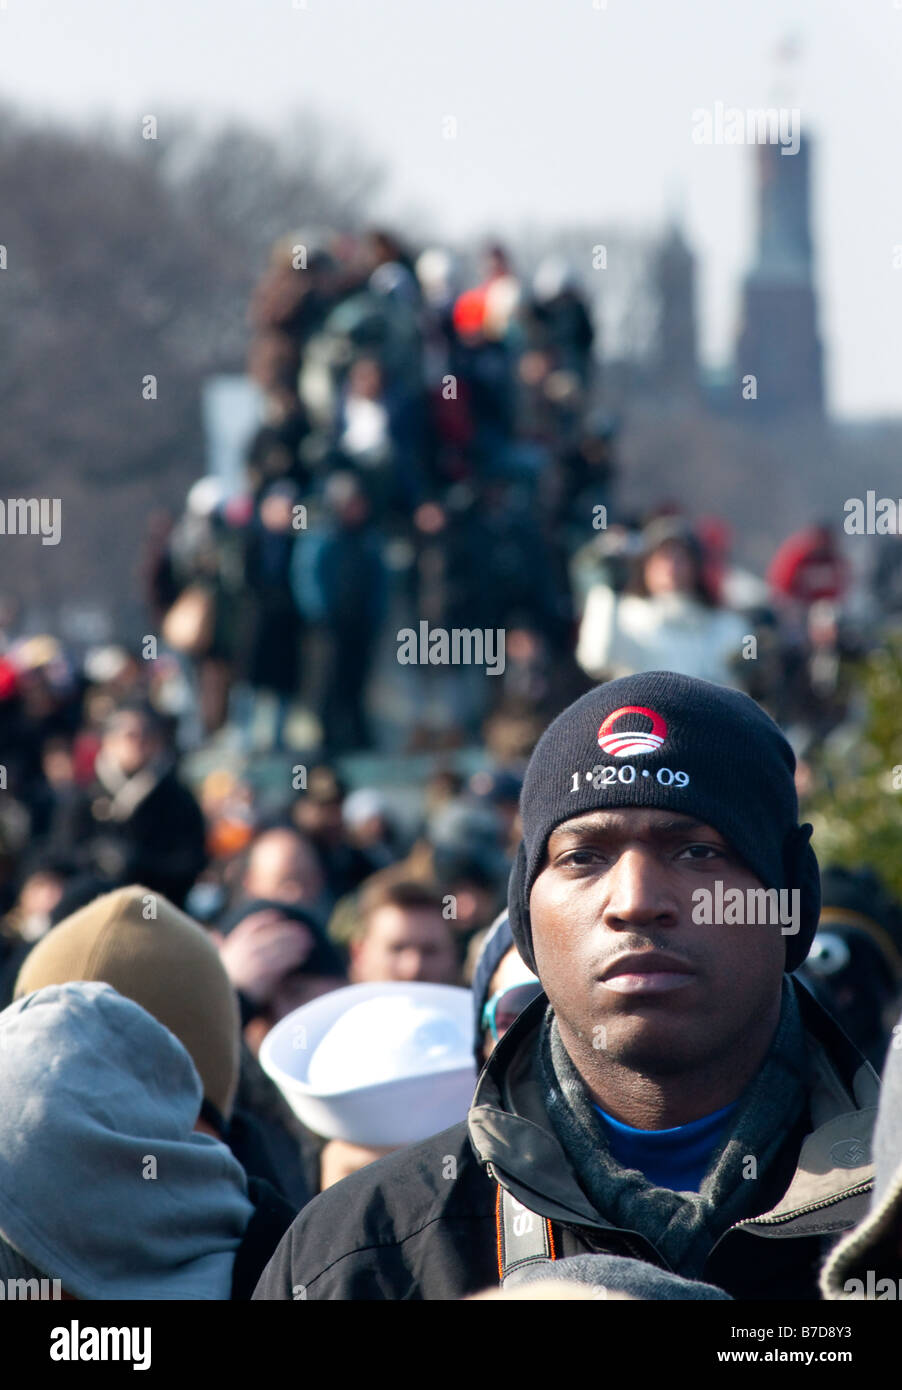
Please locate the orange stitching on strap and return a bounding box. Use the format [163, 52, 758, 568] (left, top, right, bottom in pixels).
[497, 1186, 555, 1277]
[495, 1185, 504, 1281]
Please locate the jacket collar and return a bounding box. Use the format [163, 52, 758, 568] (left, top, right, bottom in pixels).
[94, 752, 167, 820]
[467, 978, 878, 1234]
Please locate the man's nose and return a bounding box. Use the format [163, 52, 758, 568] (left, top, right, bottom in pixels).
[395, 950, 423, 981]
[600, 848, 678, 929]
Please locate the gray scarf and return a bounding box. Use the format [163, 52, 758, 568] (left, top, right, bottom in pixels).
[539, 978, 810, 1279]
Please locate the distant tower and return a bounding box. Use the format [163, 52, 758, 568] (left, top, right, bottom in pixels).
[652, 224, 698, 396]
[735, 35, 824, 418]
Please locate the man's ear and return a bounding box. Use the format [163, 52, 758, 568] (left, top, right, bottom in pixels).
[783, 823, 820, 973]
[507, 841, 538, 976]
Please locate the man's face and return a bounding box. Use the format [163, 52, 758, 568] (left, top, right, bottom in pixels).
[350, 906, 459, 985]
[294, 796, 344, 844]
[244, 830, 325, 905]
[481, 947, 541, 1062]
[103, 714, 159, 777]
[529, 808, 786, 1079]
[644, 541, 695, 596]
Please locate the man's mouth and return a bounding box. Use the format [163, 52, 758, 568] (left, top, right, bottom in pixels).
[598, 952, 697, 995]
[600, 972, 695, 994]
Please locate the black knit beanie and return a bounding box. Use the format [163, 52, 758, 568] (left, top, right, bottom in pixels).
[508, 672, 819, 975]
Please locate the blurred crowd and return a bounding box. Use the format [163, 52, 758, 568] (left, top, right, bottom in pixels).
[130, 227, 902, 769]
[2, 226, 902, 1302]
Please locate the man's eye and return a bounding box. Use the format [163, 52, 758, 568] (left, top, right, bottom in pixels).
[678, 844, 723, 860]
[559, 849, 605, 867]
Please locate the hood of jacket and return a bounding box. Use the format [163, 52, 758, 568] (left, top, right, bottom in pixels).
[821, 1012, 902, 1298]
[468, 977, 879, 1245]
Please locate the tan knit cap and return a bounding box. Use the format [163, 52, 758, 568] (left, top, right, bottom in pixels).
[15, 884, 240, 1121]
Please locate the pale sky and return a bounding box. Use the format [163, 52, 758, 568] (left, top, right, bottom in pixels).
[2, 0, 900, 417]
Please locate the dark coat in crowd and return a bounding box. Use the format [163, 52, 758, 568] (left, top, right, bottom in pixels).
[292, 520, 387, 753]
[254, 981, 877, 1301]
[242, 523, 304, 696]
[231, 1175, 297, 1300]
[46, 759, 206, 908]
[0, 933, 30, 1011]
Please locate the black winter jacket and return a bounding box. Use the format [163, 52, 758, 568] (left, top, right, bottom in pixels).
[253, 982, 878, 1301]
[47, 765, 206, 908]
[231, 1176, 297, 1300]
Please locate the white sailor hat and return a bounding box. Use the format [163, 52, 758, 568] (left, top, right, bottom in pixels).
[259, 982, 477, 1147]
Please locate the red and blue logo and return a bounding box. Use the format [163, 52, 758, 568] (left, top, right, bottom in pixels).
[597, 705, 668, 758]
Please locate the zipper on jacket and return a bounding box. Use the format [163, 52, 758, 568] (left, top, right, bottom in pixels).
[720, 1180, 874, 1238]
[489, 1170, 874, 1266]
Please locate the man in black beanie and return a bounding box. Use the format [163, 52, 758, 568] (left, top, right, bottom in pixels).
[255, 673, 879, 1301]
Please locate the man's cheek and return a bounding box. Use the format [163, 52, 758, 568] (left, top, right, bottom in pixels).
[532, 934, 575, 1000]
[531, 868, 580, 914]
